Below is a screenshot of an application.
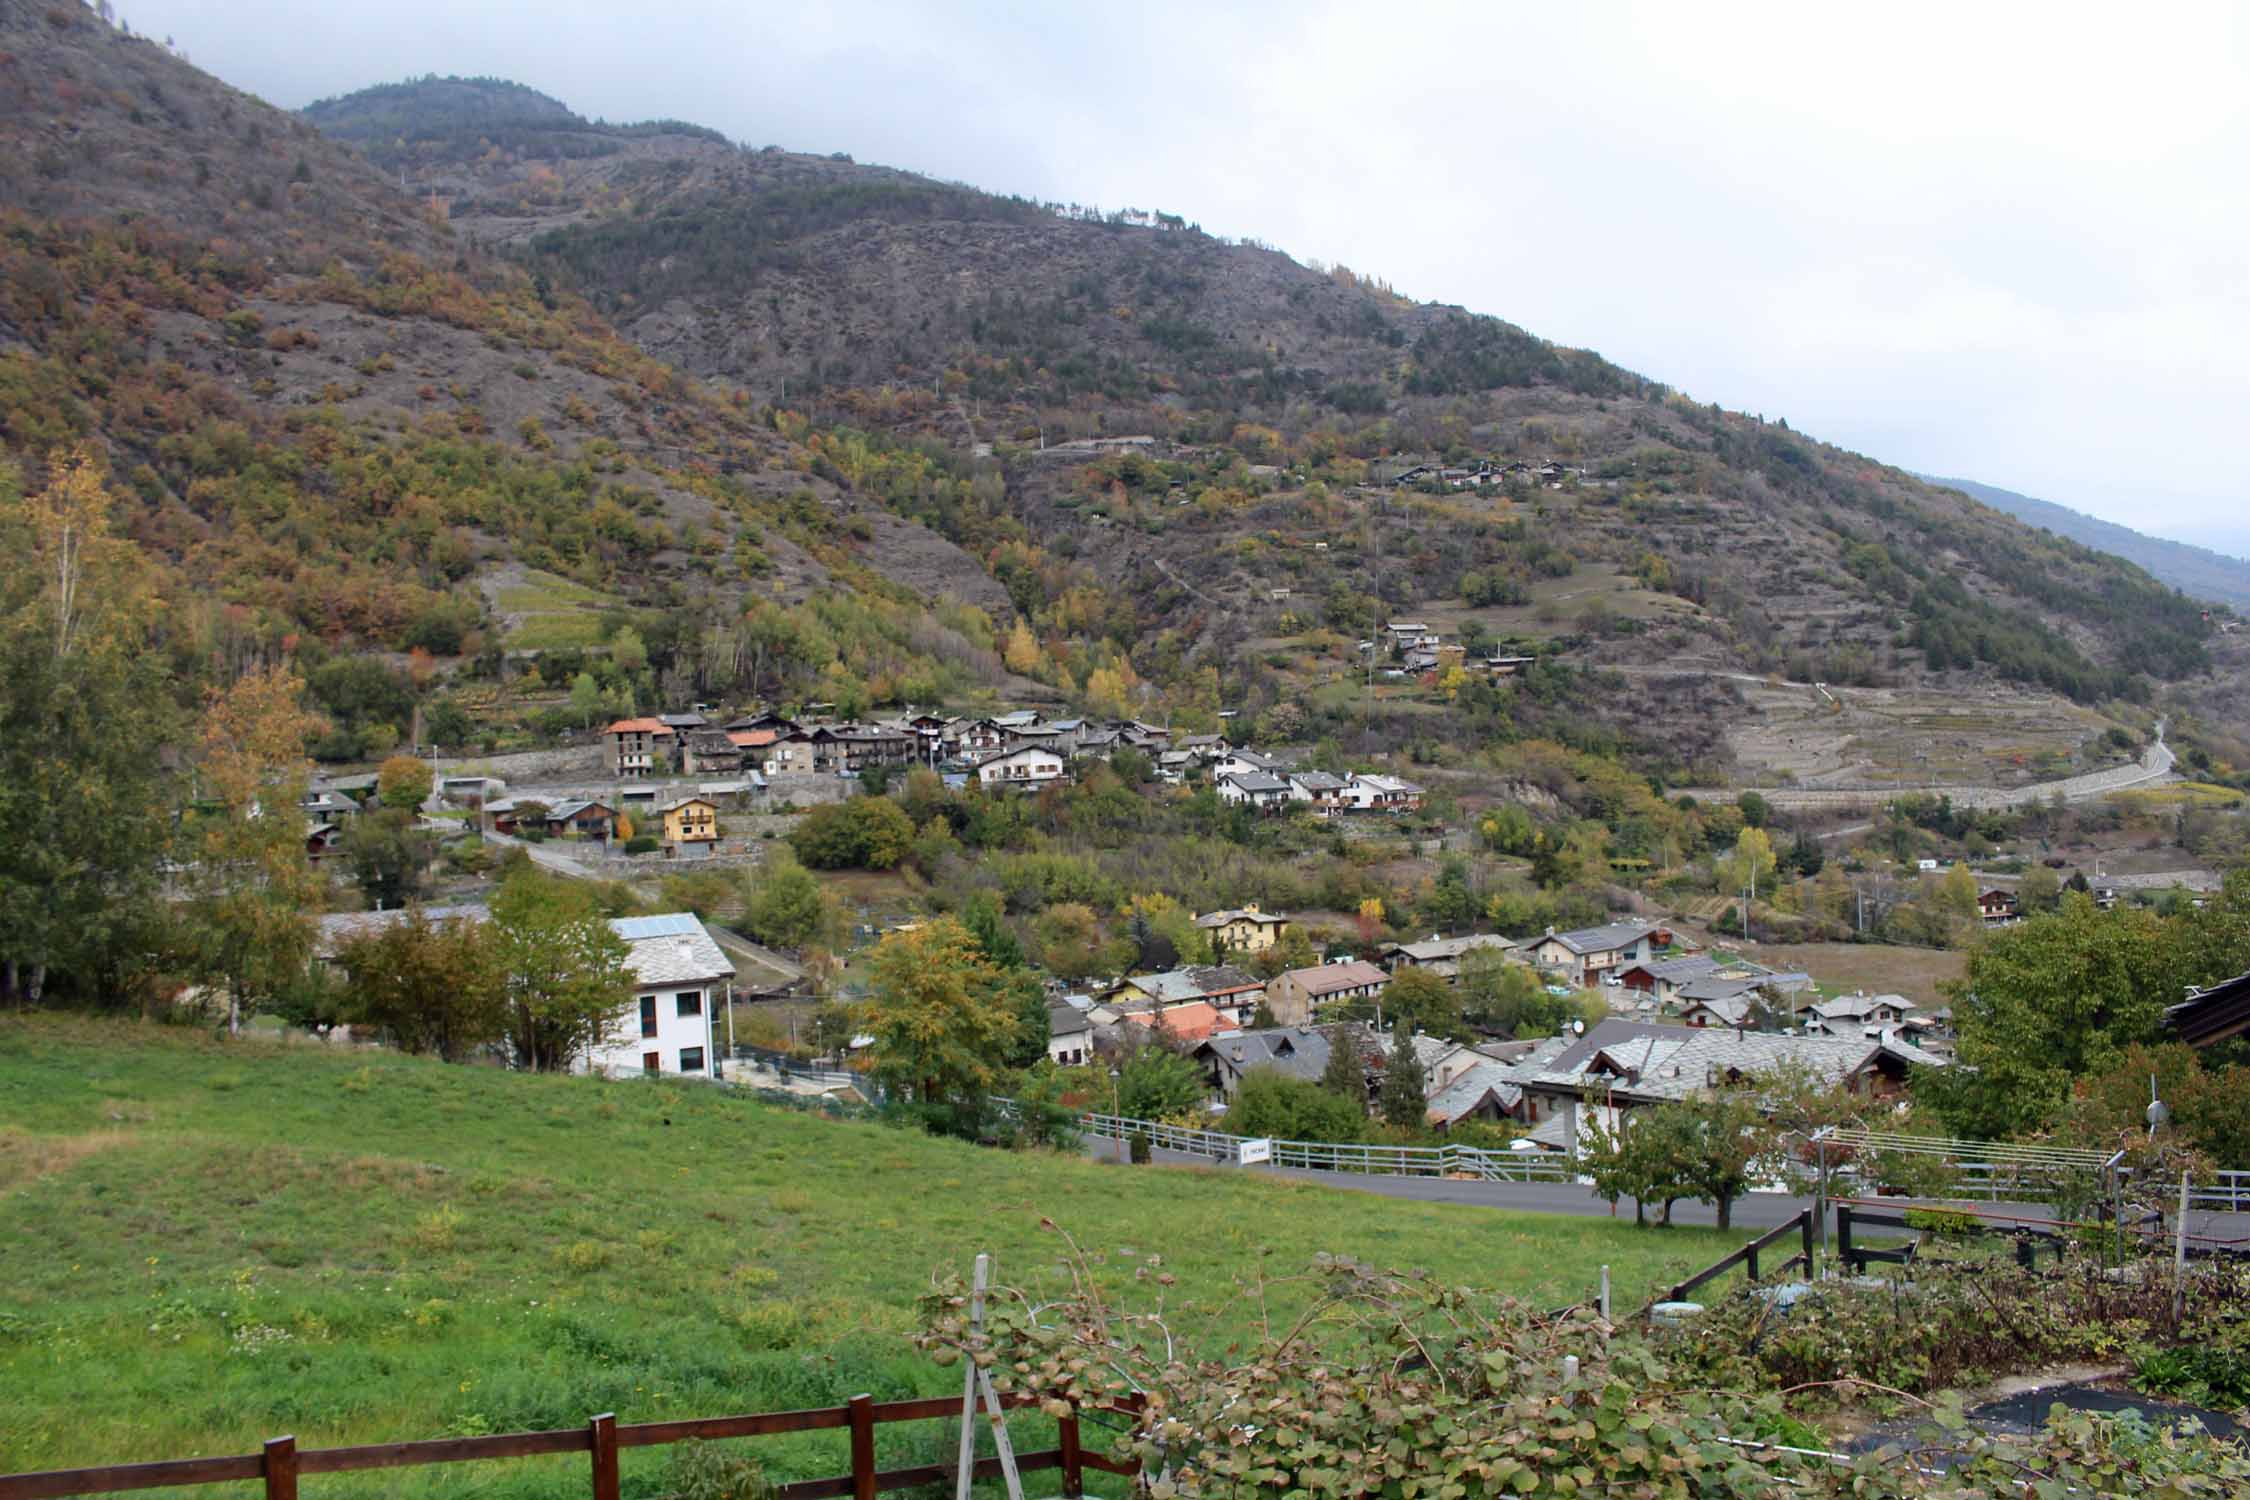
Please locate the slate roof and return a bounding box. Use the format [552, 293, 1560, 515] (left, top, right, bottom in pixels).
[1809, 993, 1917, 1023]
[1425, 1059, 1525, 1126]
[1196, 907, 1289, 930]
[315, 904, 489, 958]
[1196, 1025, 1368, 1085]
[1389, 933, 1515, 964]
[1539, 920, 1657, 956]
[1289, 771, 1351, 794]
[1221, 771, 1292, 795]
[1517, 1018, 1947, 1104]
[1631, 954, 1727, 984]
[1048, 1003, 1092, 1038]
[614, 912, 734, 987]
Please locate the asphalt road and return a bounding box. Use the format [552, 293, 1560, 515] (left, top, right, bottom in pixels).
[1083, 1138, 2250, 1242]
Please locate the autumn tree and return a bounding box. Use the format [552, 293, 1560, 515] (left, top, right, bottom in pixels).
[0, 450, 178, 1007]
[863, 917, 1023, 1118]
[185, 665, 326, 1033]
[489, 869, 633, 1071]
[1002, 619, 1042, 677]
[376, 754, 434, 811]
[1354, 897, 1386, 949]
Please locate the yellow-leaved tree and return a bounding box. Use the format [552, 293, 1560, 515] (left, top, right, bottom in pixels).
[188, 665, 326, 1033]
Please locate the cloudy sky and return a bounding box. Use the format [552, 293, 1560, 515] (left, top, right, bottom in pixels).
[129, 1, 2250, 553]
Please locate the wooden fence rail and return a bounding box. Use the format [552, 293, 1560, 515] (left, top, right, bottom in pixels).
[1650, 1209, 1814, 1309]
[0, 1394, 1140, 1500]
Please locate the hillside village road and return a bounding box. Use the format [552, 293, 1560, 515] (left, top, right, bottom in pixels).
[482, 828, 605, 881]
[1084, 1138, 2250, 1242]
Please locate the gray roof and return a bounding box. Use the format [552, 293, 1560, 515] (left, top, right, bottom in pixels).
[1196, 907, 1288, 930]
[1539, 921, 1657, 956]
[1048, 1003, 1092, 1038]
[1289, 771, 1351, 793]
[1115, 964, 1264, 1005]
[1222, 771, 1292, 795]
[1425, 1059, 1525, 1126]
[1632, 954, 1727, 984]
[614, 913, 734, 987]
[1518, 1018, 1947, 1104]
[315, 903, 489, 958]
[1390, 933, 1515, 964]
[1809, 993, 1917, 1022]
[1225, 750, 1286, 771]
[1196, 1025, 1370, 1085]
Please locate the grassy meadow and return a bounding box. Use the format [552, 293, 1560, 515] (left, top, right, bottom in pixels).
[0, 1019, 1747, 1494]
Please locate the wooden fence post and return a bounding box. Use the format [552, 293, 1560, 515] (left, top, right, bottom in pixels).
[589, 1414, 619, 1500]
[1837, 1207, 1855, 1274]
[849, 1394, 877, 1500]
[1745, 1242, 1761, 1283]
[262, 1437, 297, 1500]
[1059, 1409, 1083, 1498]
[1799, 1208, 1814, 1276]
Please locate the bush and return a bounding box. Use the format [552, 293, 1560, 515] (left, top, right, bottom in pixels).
[623, 835, 660, 855]
[1128, 1131, 1151, 1165]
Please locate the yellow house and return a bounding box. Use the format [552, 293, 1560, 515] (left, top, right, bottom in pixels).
[661, 797, 719, 851]
[1194, 904, 1290, 954]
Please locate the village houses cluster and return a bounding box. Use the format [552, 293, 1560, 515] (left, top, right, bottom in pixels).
[1045, 906, 1952, 1155]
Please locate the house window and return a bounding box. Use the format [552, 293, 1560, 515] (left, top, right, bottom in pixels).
[639, 996, 658, 1038]
[676, 991, 702, 1018]
[642, 1051, 660, 1075]
[678, 1047, 706, 1073]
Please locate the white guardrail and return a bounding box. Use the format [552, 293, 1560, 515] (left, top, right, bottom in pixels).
[1076, 1111, 1581, 1183]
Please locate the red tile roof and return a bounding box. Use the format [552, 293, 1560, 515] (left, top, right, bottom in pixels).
[605, 718, 673, 735]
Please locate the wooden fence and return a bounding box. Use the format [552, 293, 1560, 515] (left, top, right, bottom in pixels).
[0, 1394, 1139, 1500]
[1647, 1209, 1814, 1309]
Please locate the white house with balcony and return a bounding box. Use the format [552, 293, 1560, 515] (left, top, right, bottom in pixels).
[581, 913, 735, 1080]
[974, 745, 1067, 789]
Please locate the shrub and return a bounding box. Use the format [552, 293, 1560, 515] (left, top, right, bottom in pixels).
[624, 835, 660, 855]
[1128, 1131, 1151, 1165]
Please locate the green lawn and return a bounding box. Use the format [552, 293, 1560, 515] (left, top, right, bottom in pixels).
[0, 1019, 1746, 1493]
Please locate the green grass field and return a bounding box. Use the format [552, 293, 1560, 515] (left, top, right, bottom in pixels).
[0, 1020, 1747, 1493]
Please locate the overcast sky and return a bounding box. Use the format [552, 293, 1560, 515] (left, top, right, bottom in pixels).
[128, 0, 2250, 554]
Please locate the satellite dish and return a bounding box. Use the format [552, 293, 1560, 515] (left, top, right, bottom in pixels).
[2147, 1098, 2170, 1130]
[1571, 1019, 1586, 1036]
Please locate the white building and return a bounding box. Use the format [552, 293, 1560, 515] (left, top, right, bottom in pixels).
[975, 745, 1067, 789]
[581, 913, 735, 1079]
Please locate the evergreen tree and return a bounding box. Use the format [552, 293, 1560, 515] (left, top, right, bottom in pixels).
[1378, 1027, 1428, 1131]
[1319, 1027, 1368, 1104]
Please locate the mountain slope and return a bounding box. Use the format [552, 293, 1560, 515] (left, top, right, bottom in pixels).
[1922, 474, 2250, 614]
[0, 30, 2229, 776]
[296, 80, 2221, 715]
[0, 11, 1022, 723]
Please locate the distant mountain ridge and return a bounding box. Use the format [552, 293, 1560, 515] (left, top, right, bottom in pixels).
[1923, 475, 2250, 613]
